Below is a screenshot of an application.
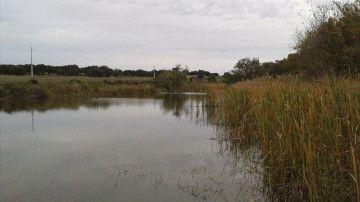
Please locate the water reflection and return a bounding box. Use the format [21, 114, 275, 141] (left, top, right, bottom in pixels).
[0, 95, 265, 201]
[31, 110, 35, 132]
[159, 94, 211, 127]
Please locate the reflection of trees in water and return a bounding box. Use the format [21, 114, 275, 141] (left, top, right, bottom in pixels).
[0, 99, 85, 113]
[0, 98, 161, 114]
[0, 99, 113, 114]
[1, 95, 269, 200]
[1, 96, 261, 160]
[160, 95, 261, 160]
[159, 94, 187, 117]
[158, 94, 212, 127]
[158, 94, 267, 199]
[1, 96, 260, 160]
[158, 94, 261, 160]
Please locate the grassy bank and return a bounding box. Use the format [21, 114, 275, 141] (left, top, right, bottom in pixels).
[0, 75, 221, 101]
[208, 76, 360, 201]
[0, 76, 155, 100]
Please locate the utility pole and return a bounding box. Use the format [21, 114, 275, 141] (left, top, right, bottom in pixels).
[30, 46, 33, 76]
[153, 67, 156, 78]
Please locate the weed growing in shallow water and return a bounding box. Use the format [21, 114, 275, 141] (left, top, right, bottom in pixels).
[209, 76, 360, 201]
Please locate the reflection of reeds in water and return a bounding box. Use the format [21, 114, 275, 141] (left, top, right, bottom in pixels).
[6, 94, 267, 200]
[208, 76, 360, 201]
[159, 94, 219, 129]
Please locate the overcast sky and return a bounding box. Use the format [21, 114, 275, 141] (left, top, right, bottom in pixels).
[1, 0, 327, 73]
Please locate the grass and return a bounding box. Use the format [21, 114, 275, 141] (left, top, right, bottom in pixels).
[0, 75, 153, 83]
[0, 76, 155, 100]
[208, 76, 360, 201]
[0, 75, 220, 101]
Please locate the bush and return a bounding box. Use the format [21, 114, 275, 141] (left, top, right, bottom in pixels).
[295, 1, 360, 77]
[207, 75, 217, 83]
[155, 70, 187, 92]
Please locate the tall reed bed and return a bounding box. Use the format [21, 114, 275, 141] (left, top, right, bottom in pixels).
[182, 82, 225, 94]
[209, 76, 360, 201]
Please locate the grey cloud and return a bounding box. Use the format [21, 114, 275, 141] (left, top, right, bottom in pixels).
[96, 0, 299, 18]
[1, 0, 311, 73]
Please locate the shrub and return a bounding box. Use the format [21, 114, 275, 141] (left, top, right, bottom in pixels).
[155, 70, 187, 92]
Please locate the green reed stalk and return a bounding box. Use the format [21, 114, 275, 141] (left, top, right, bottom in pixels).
[211, 76, 360, 201]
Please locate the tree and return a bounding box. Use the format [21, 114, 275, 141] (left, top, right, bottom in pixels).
[82, 66, 113, 77]
[222, 72, 237, 84]
[172, 64, 182, 71]
[295, 1, 360, 77]
[155, 68, 187, 92]
[227, 58, 262, 82]
[207, 75, 217, 83]
[262, 53, 300, 76]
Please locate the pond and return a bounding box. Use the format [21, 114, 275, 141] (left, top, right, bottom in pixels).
[1, 94, 265, 201]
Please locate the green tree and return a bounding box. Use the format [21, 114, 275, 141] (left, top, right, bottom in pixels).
[155, 68, 187, 92]
[295, 1, 360, 76]
[222, 72, 237, 84]
[228, 57, 262, 82]
[262, 53, 300, 76]
[207, 75, 217, 83]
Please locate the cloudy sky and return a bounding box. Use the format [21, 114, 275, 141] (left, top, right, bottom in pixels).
[1, 0, 323, 73]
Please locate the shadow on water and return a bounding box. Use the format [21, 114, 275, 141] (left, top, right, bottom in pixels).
[0, 94, 269, 201]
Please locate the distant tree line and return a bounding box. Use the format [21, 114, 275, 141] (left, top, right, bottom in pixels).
[224, 1, 360, 84]
[0, 64, 219, 78]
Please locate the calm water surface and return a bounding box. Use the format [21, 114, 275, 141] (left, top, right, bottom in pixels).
[1, 95, 264, 202]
